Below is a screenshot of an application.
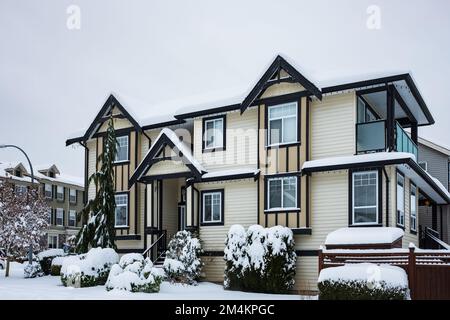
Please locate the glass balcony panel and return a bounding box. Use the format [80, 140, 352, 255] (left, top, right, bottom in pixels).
[356, 121, 386, 153]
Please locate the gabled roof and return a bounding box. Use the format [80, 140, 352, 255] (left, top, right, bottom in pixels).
[240, 55, 322, 113]
[66, 94, 143, 146]
[36, 164, 60, 175]
[129, 128, 206, 188]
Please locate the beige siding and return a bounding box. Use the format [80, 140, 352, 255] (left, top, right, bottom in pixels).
[201, 257, 226, 283]
[296, 171, 349, 250]
[295, 257, 319, 292]
[260, 82, 305, 98]
[193, 108, 258, 171]
[146, 160, 190, 176]
[311, 93, 356, 160]
[198, 179, 257, 251]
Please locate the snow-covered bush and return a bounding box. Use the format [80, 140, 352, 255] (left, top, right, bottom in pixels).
[106, 253, 163, 293]
[24, 262, 44, 278]
[37, 249, 66, 275]
[60, 247, 119, 287]
[50, 256, 66, 276]
[163, 231, 203, 285]
[318, 263, 409, 300]
[224, 225, 296, 294]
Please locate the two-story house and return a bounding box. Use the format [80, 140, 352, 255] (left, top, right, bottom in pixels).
[0, 162, 84, 249]
[416, 137, 450, 245]
[66, 55, 450, 292]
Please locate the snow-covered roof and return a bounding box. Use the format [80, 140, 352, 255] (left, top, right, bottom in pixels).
[417, 136, 450, 157]
[325, 227, 404, 246]
[0, 161, 34, 183]
[302, 152, 415, 172]
[34, 171, 84, 188]
[201, 168, 260, 180]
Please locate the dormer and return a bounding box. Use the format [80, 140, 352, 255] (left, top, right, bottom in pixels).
[4, 163, 28, 178]
[37, 164, 60, 178]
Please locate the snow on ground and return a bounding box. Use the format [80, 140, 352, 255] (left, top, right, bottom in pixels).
[0, 262, 313, 300]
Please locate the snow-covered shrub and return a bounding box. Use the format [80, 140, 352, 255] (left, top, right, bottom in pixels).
[224, 225, 296, 294]
[37, 249, 66, 275]
[318, 263, 409, 300]
[163, 231, 203, 284]
[24, 262, 44, 278]
[50, 256, 66, 276]
[60, 247, 119, 287]
[106, 253, 163, 293]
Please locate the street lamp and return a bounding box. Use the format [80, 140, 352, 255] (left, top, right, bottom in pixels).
[0, 144, 35, 264]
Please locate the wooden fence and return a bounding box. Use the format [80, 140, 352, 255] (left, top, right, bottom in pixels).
[318, 247, 450, 300]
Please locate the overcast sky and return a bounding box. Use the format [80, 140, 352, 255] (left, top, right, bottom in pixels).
[1, 0, 449, 177]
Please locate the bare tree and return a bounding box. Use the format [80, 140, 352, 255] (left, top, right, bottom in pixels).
[0, 180, 50, 277]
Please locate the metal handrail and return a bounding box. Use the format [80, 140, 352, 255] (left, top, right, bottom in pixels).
[425, 227, 450, 250]
[143, 230, 167, 260]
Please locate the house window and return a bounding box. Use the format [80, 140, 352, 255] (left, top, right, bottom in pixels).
[56, 208, 64, 226]
[115, 193, 128, 227]
[267, 176, 298, 210]
[410, 183, 417, 232]
[202, 190, 223, 224]
[56, 186, 64, 201]
[115, 136, 129, 162]
[397, 172, 405, 227]
[68, 210, 76, 227]
[48, 235, 58, 249]
[268, 102, 298, 146]
[47, 208, 52, 225]
[45, 184, 53, 199]
[15, 185, 27, 196]
[419, 161, 428, 171]
[357, 97, 379, 123]
[69, 189, 77, 204]
[14, 170, 22, 177]
[203, 116, 225, 150]
[352, 171, 378, 225]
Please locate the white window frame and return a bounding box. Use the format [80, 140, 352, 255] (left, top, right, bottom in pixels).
[114, 135, 129, 163]
[352, 170, 379, 225]
[15, 185, 27, 196]
[397, 172, 405, 227]
[267, 176, 298, 210]
[44, 184, 53, 199]
[419, 161, 428, 172]
[56, 208, 64, 226]
[267, 102, 298, 147]
[56, 185, 64, 201]
[202, 191, 223, 224]
[68, 210, 76, 227]
[69, 189, 77, 204]
[410, 183, 417, 232]
[114, 194, 129, 227]
[204, 117, 224, 150]
[48, 234, 59, 249]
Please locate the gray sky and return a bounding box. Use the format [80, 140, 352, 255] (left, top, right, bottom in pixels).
[1, 0, 449, 177]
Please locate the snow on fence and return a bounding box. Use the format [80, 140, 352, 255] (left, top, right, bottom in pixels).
[318, 246, 450, 300]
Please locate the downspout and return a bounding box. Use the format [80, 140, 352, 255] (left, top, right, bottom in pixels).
[383, 167, 390, 227]
[79, 141, 89, 206]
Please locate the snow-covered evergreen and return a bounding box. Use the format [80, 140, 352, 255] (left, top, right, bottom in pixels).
[163, 230, 203, 285]
[106, 253, 163, 293]
[76, 117, 117, 253]
[60, 247, 119, 287]
[0, 181, 50, 277]
[224, 224, 296, 293]
[24, 262, 44, 278]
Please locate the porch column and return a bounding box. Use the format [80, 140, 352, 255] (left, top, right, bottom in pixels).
[386, 85, 396, 151]
[411, 122, 418, 145]
[432, 204, 438, 231]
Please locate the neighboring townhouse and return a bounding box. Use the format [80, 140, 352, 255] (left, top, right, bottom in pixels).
[66, 55, 450, 292]
[417, 137, 450, 245]
[0, 162, 84, 249]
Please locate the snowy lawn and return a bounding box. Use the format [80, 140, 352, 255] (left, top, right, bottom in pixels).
[0, 263, 313, 300]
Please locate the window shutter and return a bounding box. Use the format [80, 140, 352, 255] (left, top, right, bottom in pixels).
[63, 209, 65, 227]
[63, 187, 65, 201]
[53, 185, 57, 199]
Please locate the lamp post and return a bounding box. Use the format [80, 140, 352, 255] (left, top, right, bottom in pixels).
[0, 144, 35, 264]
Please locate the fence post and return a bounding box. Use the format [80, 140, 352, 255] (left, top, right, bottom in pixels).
[318, 247, 324, 275]
[408, 246, 416, 300]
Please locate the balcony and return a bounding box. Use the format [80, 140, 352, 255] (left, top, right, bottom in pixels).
[356, 120, 418, 161]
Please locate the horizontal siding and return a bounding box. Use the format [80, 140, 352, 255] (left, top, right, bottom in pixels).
[146, 160, 190, 175]
[260, 82, 305, 98]
[194, 109, 258, 171]
[296, 171, 348, 250]
[198, 180, 257, 251]
[295, 257, 319, 292]
[418, 144, 449, 188]
[201, 257, 226, 283]
[311, 92, 355, 160]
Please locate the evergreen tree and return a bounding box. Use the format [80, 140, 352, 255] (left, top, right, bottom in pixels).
[76, 117, 117, 253]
